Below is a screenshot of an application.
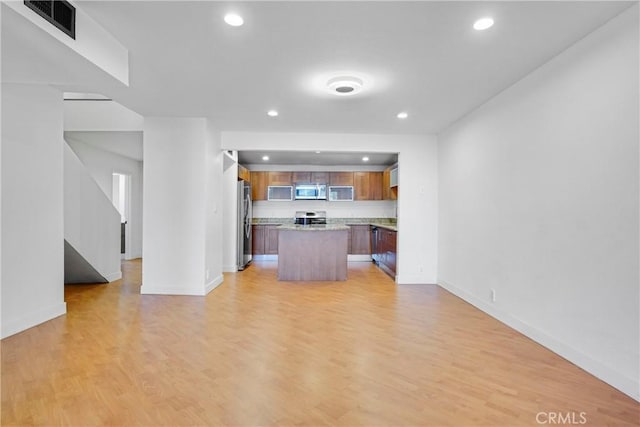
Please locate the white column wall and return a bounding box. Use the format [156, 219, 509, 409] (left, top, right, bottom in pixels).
[204, 121, 224, 288]
[142, 117, 223, 295]
[220, 132, 438, 284]
[1, 84, 66, 338]
[437, 6, 639, 400]
[222, 159, 238, 273]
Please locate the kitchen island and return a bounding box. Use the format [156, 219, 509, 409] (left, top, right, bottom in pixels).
[277, 224, 349, 281]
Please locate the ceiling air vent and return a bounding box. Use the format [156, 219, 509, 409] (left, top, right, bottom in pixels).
[25, 0, 76, 40]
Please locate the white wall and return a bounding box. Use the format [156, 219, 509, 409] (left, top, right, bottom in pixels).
[142, 118, 223, 295]
[221, 132, 438, 284]
[64, 137, 143, 259]
[64, 101, 144, 132]
[4, 0, 129, 85]
[63, 143, 121, 281]
[437, 6, 639, 400]
[1, 84, 66, 338]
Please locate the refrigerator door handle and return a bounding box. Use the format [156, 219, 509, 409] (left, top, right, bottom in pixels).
[245, 194, 252, 237]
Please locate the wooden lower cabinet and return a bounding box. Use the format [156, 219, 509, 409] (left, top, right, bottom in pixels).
[349, 225, 371, 255]
[252, 224, 280, 255]
[373, 227, 397, 277]
[265, 225, 279, 254]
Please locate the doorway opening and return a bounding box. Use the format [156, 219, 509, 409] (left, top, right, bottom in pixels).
[112, 173, 132, 260]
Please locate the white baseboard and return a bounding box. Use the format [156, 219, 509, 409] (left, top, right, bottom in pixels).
[395, 273, 435, 284]
[104, 271, 122, 282]
[438, 280, 640, 402]
[1, 302, 67, 339]
[204, 274, 224, 294]
[252, 255, 278, 261]
[348, 255, 372, 262]
[223, 264, 238, 273]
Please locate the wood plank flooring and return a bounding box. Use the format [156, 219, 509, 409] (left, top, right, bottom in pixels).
[2, 259, 639, 426]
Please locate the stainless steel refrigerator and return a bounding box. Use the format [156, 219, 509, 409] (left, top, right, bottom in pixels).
[237, 180, 252, 270]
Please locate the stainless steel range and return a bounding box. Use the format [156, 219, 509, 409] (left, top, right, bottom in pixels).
[294, 210, 327, 225]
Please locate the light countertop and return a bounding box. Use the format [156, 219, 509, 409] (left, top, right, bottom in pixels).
[277, 224, 350, 231]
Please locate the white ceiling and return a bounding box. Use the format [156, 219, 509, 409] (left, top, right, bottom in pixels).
[59, 1, 632, 135]
[3, 0, 634, 140]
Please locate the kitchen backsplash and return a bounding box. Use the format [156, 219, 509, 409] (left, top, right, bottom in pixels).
[252, 200, 397, 219]
[253, 217, 397, 226]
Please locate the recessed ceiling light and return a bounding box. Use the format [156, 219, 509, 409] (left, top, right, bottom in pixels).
[362, 156, 370, 162]
[224, 13, 244, 27]
[473, 17, 494, 30]
[262, 155, 269, 161]
[397, 112, 408, 119]
[315, 151, 321, 154]
[326, 75, 364, 96]
[267, 110, 278, 117]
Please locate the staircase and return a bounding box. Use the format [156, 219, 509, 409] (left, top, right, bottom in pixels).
[64, 142, 122, 283]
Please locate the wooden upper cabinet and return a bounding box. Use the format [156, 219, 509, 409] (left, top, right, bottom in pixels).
[353, 172, 370, 200]
[311, 172, 329, 184]
[251, 171, 268, 201]
[292, 172, 311, 184]
[329, 172, 354, 186]
[238, 165, 251, 182]
[268, 171, 292, 186]
[382, 167, 397, 200]
[354, 171, 383, 200]
[369, 172, 383, 200]
[292, 172, 329, 184]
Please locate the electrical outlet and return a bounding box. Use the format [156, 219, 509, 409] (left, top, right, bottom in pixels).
[491, 288, 496, 302]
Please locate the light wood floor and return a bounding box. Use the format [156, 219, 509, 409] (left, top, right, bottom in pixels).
[2, 259, 638, 426]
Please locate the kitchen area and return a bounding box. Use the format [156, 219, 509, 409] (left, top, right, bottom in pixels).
[234, 152, 399, 281]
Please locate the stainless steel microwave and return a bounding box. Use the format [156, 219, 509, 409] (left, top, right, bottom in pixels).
[294, 184, 327, 200]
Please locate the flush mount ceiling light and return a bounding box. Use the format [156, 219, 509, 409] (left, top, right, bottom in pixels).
[308, 71, 374, 98]
[224, 13, 244, 26]
[267, 110, 278, 117]
[473, 17, 494, 30]
[262, 155, 269, 161]
[326, 75, 364, 96]
[397, 112, 408, 119]
[362, 156, 370, 162]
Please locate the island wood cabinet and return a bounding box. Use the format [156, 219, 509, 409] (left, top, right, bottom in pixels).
[252, 224, 280, 255]
[278, 227, 348, 281]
